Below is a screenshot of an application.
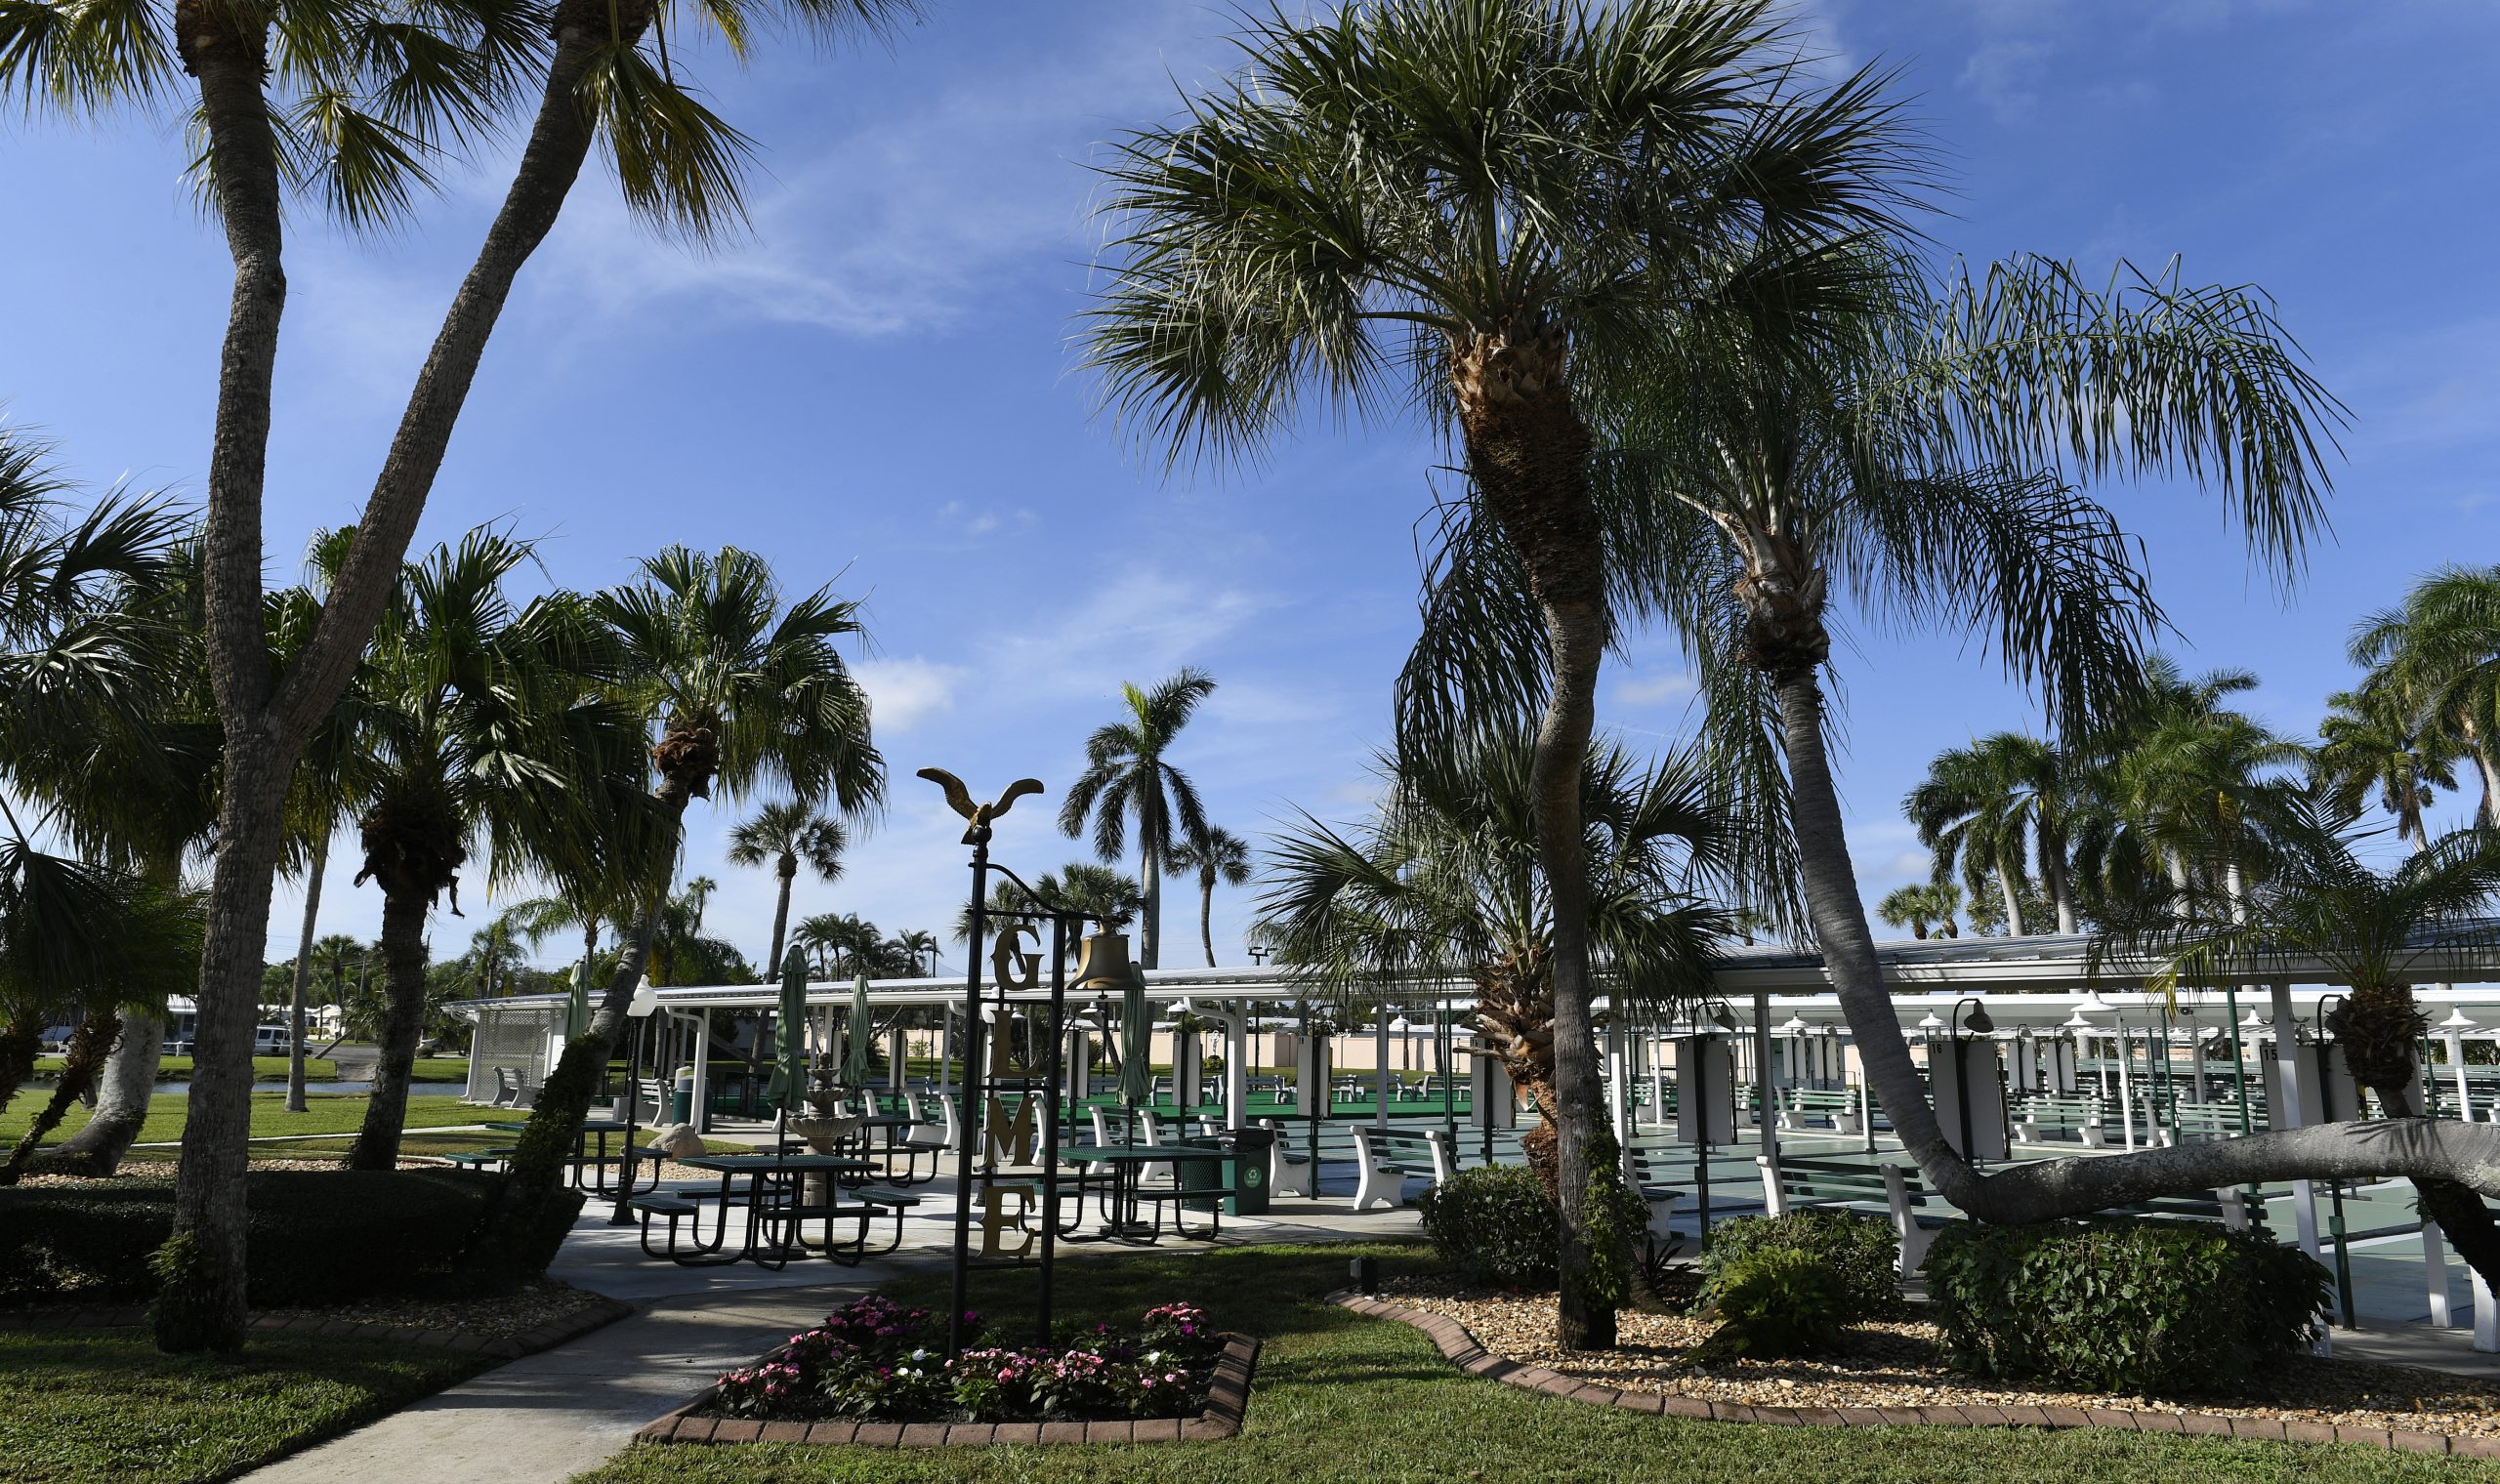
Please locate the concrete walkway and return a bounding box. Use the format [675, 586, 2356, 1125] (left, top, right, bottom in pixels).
[239, 1173, 1418, 1484]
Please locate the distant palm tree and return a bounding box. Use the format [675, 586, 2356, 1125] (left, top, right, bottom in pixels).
[1905, 734, 2079, 935]
[1876, 883, 1962, 940]
[892, 929, 939, 977]
[2351, 566, 2500, 824]
[2317, 686, 2456, 849]
[727, 801, 848, 978]
[1059, 670, 1215, 969]
[1167, 826, 1252, 968]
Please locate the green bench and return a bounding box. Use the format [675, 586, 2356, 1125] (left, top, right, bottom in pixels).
[1777, 1087, 1863, 1135]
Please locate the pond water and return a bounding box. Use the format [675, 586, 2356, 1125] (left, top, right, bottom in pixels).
[152, 1081, 467, 1096]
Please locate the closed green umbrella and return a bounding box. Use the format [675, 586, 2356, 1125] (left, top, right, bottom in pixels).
[563, 961, 591, 1041]
[1119, 985, 1152, 1107]
[843, 973, 873, 1088]
[764, 944, 811, 1113]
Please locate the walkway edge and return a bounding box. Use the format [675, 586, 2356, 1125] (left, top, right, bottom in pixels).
[0, 1292, 635, 1360]
[1330, 1291, 2483, 1459]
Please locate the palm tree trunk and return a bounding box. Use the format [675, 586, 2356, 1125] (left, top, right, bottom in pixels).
[349, 886, 433, 1170]
[1995, 852, 2024, 936]
[768, 856, 795, 976]
[1455, 326, 1610, 1348]
[2042, 831, 2078, 934]
[1140, 811, 1163, 970]
[1199, 872, 1217, 969]
[2331, 985, 2500, 1292]
[1, 1008, 118, 1184]
[33, 1006, 162, 1175]
[286, 838, 326, 1114]
[1768, 664, 1969, 1198]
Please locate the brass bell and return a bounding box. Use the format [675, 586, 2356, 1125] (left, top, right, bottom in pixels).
[1070, 931, 1144, 995]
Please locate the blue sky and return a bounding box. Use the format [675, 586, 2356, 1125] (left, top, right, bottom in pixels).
[2, 0, 2493, 975]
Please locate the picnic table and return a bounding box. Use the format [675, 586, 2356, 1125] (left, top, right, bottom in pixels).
[640, 1152, 882, 1267]
[1057, 1143, 1232, 1243]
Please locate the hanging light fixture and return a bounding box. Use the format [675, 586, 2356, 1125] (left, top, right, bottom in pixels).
[2440, 1008, 2477, 1032]
[1778, 1014, 1810, 1035]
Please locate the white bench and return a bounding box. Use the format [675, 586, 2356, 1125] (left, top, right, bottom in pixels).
[1350, 1126, 1455, 1211]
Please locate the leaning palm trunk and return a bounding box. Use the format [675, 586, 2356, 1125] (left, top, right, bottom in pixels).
[2, 1009, 119, 1184]
[1454, 321, 1613, 1348]
[285, 839, 327, 1114]
[31, 1007, 163, 1176]
[1198, 873, 1218, 969]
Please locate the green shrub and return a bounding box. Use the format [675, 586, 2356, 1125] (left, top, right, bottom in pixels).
[0, 1168, 576, 1305]
[1695, 1247, 1847, 1361]
[1698, 1209, 1899, 1320]
[1416, 1166, 1558, 1286]
[1924, 1216, 2328, 1394]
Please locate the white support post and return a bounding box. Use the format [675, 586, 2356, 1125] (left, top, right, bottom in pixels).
[2270, 979, 2323, 1263]
[2425, 1223, 2456, 1328]
[2451, 1033, 2473, 1122]
[1375, 1012, 1391, 1129]
[2116, 1021, 2136, 1151]
[1225, 1010, 1249, 1130]
[1605, 1012, 1630, 1147]
[690, 1008, 712, 1134]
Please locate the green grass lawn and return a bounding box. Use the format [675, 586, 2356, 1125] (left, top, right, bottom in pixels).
[572, 1242, 2499, 1484]
[0, 1092, 491, 1150]
[31, 1054, 471, 1084]
[0, 1328, 482, 1484]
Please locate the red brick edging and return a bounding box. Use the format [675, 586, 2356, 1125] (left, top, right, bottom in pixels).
[0, 1293, 634, 1360]
[632, 1331, 1262, 1448]
[1334, 1292, 2486, 1460]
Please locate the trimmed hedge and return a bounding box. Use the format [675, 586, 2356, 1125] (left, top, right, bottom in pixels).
[1695, 1247, 1849, 1361]
[0, 1169, 582, 1305]
[1697, 1209, 1900, 1320]
[1415, 1166, 1559, 1286]
[1925, 1216, 2327, 1394]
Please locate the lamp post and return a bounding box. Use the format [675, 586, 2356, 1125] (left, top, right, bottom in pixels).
[1944, 996, 1995, 1165]
[607, 975, 661, 1227]
[1248, 943, 1270, 968]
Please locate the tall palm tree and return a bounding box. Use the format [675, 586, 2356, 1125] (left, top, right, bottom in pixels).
[1087, 0, 1910, 1347]
[1566, 240, 2343, 1236]
[1167, 826, 1252, 968]
[1906, 733, 2080, 935]
[1261, 727, 1739, 1196]
[2316, 686, 2456, 849]
[1058, 670, 1215, 971]
[726, 800, 847, 978]
[2351, 566, 2500, 824]
[5, 0, 921, 1350]
[486, 546, 881, 1266]
[2111, 710, 2312, 917]
[344, 528, 648, 1170]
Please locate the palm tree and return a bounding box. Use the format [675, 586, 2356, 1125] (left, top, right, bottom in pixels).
[4, 0, 921, 1351]
[2111, 710, 2312, 917]
[344, 528, 648, 1170]
[1167, 826, 1252, 968]
[1876, 882, 1961, 940]
[308, 933, 376, 1045]
[1261, 727, 1739, 1197]
[1568, 234, 2344, 1237]
[892, 928, 939, 977]
[726, 801, 848, 978]
[2351, 567, 2500, 824]
[486, 547, 881, 1266]
[1906, 733, 2080, 935]
[1086, 0, 1909, 1347]
[1058, 671, 1216, 971]
[2316, 687, 2456, 849]
[2128, 816, 2500, 1289]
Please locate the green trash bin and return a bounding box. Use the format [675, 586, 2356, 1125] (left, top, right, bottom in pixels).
[671, 1068, 694, 1124]
[1180, 1129, 1275, 1216]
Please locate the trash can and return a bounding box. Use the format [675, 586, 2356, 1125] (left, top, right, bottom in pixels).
[672, 1068, 695, 1125]
[1180, 1129, 1275, 1216]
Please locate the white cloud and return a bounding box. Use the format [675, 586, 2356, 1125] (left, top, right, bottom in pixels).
[1614, 670, 1696, 706]
[988, 569, 1267, 700]
[1959, 38, 2053, 122]
[857, 655, 968, 733]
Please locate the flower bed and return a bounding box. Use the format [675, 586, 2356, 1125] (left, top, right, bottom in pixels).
[706, 1296, 1227, 1425]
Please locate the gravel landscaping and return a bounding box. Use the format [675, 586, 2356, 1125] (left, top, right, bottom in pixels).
[1381, 1274, 2500, 1439]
